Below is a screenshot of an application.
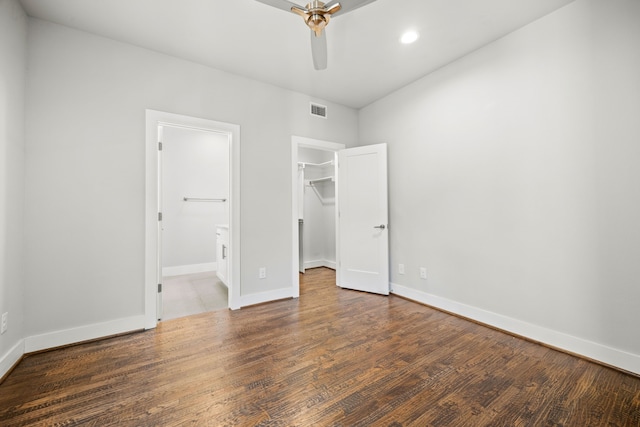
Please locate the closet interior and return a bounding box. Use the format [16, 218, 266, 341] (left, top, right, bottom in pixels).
[297, 147, 337, 274]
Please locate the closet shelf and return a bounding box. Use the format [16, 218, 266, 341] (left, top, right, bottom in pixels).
[307, 176, 334, 185]
[298, 160, 334, 168]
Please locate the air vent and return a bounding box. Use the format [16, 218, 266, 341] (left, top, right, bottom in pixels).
[310, 103, 327, 119]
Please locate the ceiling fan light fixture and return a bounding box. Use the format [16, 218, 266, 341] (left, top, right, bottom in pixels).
[400, 30, 419, 44]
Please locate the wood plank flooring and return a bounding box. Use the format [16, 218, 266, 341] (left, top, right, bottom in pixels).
[1, 267, 639, 426]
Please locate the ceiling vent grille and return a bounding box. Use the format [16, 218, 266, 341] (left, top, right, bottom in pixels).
[310, 103, 327, 119]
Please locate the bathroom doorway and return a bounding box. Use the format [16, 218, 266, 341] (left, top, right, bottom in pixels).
[159, 125, 229, 320]
[145, 110, 241, 329]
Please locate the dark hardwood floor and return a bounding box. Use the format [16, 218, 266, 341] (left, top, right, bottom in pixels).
[1, 268, 639, 426]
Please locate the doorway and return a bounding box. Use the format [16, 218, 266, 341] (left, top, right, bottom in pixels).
[292, 137, 390, 299]
[291, 136, 345, 297]
[145, 110, 241, 329]
[160, 125, 229, 320]
[297, 147, 336, 274]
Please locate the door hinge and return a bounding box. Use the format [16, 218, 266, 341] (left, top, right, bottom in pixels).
[158, 212, 162, 221]
[158, 283, 162, 293]
[158, 141, 163, 151]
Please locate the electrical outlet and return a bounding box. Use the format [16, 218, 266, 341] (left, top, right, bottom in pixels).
[1, 312, 7, 334]
[398, 264, 405, 275]
[259, 267, 267, 279]
[420, 267, 427, 280]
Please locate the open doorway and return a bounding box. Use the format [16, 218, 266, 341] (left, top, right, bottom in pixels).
[145, 110, 241, 329]
[298, 147, 336, 274]
[159, 125, 229, 320]
[291, 136, 345, 297]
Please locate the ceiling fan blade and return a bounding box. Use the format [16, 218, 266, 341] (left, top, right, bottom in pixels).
[310, 30, 327, 70]
[254, 0, 304, 14]
[326, 0, 377, 17]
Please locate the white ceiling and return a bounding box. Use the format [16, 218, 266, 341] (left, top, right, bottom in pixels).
[19, 0, 575, 109]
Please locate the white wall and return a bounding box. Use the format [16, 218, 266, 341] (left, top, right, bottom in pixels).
[23, 19, 358, 342]
[162, 126, 228, 273]
[359, 0, 640, 373]
[0, 0, 27, 377]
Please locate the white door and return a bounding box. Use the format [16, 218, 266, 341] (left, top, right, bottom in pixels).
[337, 143, 389, 295]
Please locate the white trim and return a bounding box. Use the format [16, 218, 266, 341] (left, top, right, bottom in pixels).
[390, 282, 640, 375]
[162, 262, 216, 277]
[0, 339, 25, 380]
[24, 316, 146, 354]
[146, 110, 241, 329]
[304, 260, 325, 270]
[291, 136, 346, 299]
[324, 260, 336, 270]
[240, 288, 293, 308]
[303, 259, 336, 270]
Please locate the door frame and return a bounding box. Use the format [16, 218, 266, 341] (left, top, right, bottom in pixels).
[145, 110, 241, 329]
[291, 136, 345, 298]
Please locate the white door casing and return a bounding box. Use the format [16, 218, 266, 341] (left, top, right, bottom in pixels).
[298, 166, 305, 274]
[145, 110, 241, 330]
[337, 143, 389, 295]
[157, 125, 164, 320]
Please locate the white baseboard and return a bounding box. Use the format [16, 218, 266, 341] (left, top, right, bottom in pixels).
[390, 282, 640, 376]
[162, 262, 216, 277]
[2, 316, 146, 378]
[323, 260, 336, 270]
[0, 339, 25, 380]
[24, 315, 146, 354]
[240, 288, 293, 308]
[304, 259, 336, 270]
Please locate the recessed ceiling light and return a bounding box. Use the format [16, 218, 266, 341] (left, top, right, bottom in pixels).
[400, 31, 419, 44]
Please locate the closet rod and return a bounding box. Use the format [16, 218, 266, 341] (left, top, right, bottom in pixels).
[183, 197, 227, 202]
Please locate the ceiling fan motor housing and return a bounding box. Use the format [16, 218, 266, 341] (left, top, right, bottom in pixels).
[294, 0, 342, 36]
[308, 13, 328, 35]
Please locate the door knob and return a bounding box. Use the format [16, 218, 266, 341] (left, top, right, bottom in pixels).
[374, 224, 386, 229]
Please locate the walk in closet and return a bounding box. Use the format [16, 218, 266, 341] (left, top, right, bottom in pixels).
[297, 147, 337, 273]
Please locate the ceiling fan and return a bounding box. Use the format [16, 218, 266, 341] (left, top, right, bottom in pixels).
[255, 0, 378, 70]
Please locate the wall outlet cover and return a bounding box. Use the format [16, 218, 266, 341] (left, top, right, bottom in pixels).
[420, 267, 427, 280]
[398, 264, 405, 275]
